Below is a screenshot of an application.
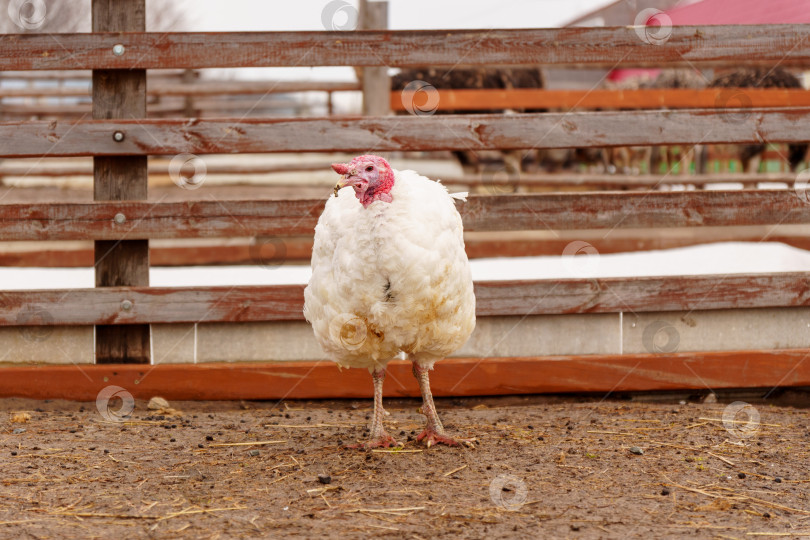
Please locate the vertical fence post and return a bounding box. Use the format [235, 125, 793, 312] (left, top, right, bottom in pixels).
[360, 1, 390, 116]
[92, 0, 150, 364]
[182, 68, 196, 117]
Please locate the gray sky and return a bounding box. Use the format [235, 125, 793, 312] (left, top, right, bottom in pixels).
[175, 0, 610, 31]
[172, 0, 611, 80]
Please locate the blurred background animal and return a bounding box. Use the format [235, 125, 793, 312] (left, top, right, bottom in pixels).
[392, 67, 545, 175]
[709, 67, 808, 173]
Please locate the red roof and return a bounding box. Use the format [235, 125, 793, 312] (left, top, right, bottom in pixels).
[611, 0, 810, 83]
[656, 0, 810, 25]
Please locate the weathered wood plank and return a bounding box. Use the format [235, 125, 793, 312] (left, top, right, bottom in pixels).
[391, 88, 810, 112]
[442, 172, 803, 188]
[0, 285, 307, 325]
[0, 80, 359, 98]
[0, 160, 331, 177]
[3, 226, 810, 267]
[0, 199, 324, 239]
[2, 26, 810, 71]
[1, 350, 809, 400]
[0, 159, 798, 188]
[359, 0, 390, 117]
[0, 100, 293, 119]
[0, 190, 808, 241]
[474, 274, 810, 316]
[2, 109, 810, 157]
[459, 190, 810, 231]
[1, 273, 808, 327]
[92, 0, 150, 364]
[5, 85, 809, 110]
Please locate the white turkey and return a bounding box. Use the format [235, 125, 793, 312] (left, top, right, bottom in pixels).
[303, 154, 475, 448]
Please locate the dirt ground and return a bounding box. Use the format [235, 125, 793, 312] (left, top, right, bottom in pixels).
[1, 392, 809, 539]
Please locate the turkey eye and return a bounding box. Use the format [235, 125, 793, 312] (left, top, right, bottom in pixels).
[365, 166, 374, 172]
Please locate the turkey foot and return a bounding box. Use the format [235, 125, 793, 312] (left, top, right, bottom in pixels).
[346, 432, 399, 450]
[416, 428, 461, 448]
[347, 367, 399, 450]
[412, 362, 465, 448]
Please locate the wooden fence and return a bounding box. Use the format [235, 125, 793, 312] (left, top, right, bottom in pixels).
[0, 69, 358, 118]
[6, 75, 810, 119]
[2, 9, 810, 400]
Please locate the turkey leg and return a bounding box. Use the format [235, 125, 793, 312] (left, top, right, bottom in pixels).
[412, 363, 461, 447]
[347, 367, 398, 449]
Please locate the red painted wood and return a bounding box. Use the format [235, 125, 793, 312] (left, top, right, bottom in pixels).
[0, 274, 808, 327]
[391, 88, 810, 111]
[1, 26, 809, 71]
[0, 350, 808, 401]
[0, 191, 807, 241]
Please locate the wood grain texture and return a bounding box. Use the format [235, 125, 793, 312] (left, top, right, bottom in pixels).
[92, 0, 149, 364]
[0, 80, 360, 98]
[441, 172, 803, 188]
[1, 190, 808, 241]
[1, 350, 809, 400]
[0, 163, 798, 187]
[360, 0, 390, 117]
[2, 26, 810, 71]
[390, 88, 810, 111]
[3, 85, 806, 106]
[4, 227, 810, 267]
[2, 109, 810, 157]
[1, 274, 809, 327]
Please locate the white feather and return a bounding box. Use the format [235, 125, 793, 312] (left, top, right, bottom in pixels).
[303, 169, 476, 371]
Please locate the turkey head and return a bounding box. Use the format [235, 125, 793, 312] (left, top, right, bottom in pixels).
[331, 154, 395, 207]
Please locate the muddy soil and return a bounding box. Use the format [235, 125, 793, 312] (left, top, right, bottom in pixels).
[0, 393, 808, 539]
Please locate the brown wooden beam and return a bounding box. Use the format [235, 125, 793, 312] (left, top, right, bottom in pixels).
[0, 80, 359, 98]
[2, 26, 810, 71]
[0, 165, 800, 188]
[6, 86, 809, 108]
[0, 273, 809, 327]
[0, 160, 332, 177]
[1, 190, 808, 241]
[359, 0, 390, 117]
[391, 88, 810, 112]
[4, 227, 810, 267]
[441, 172, 803, 188]
[92, 0, 149, 364]
[0, 350, 808, 400]
[2, 109, 810, 158]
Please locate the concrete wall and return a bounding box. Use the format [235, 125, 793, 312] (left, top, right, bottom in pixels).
[2, 307, 809, 365]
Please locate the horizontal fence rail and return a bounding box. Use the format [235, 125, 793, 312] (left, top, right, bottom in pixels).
[390, 88, 810, 112]
[2, 227, 810, 267]
[0, 80, 360, 98]
[0, 161, 331, 177]
[2, 109, 810, 157]
[1, 190, 808, 240]
[0, 168, 800, 187]
[2, 26, 810, 71]
[3, 351, 810, 400]
[2, 273, 809, 326]
[443, 173, 804, 188]
[7, 87, 810, 107]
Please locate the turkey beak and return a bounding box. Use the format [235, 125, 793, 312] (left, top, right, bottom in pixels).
[333, 175, 355, 197]
[331, 163, 352, 196]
